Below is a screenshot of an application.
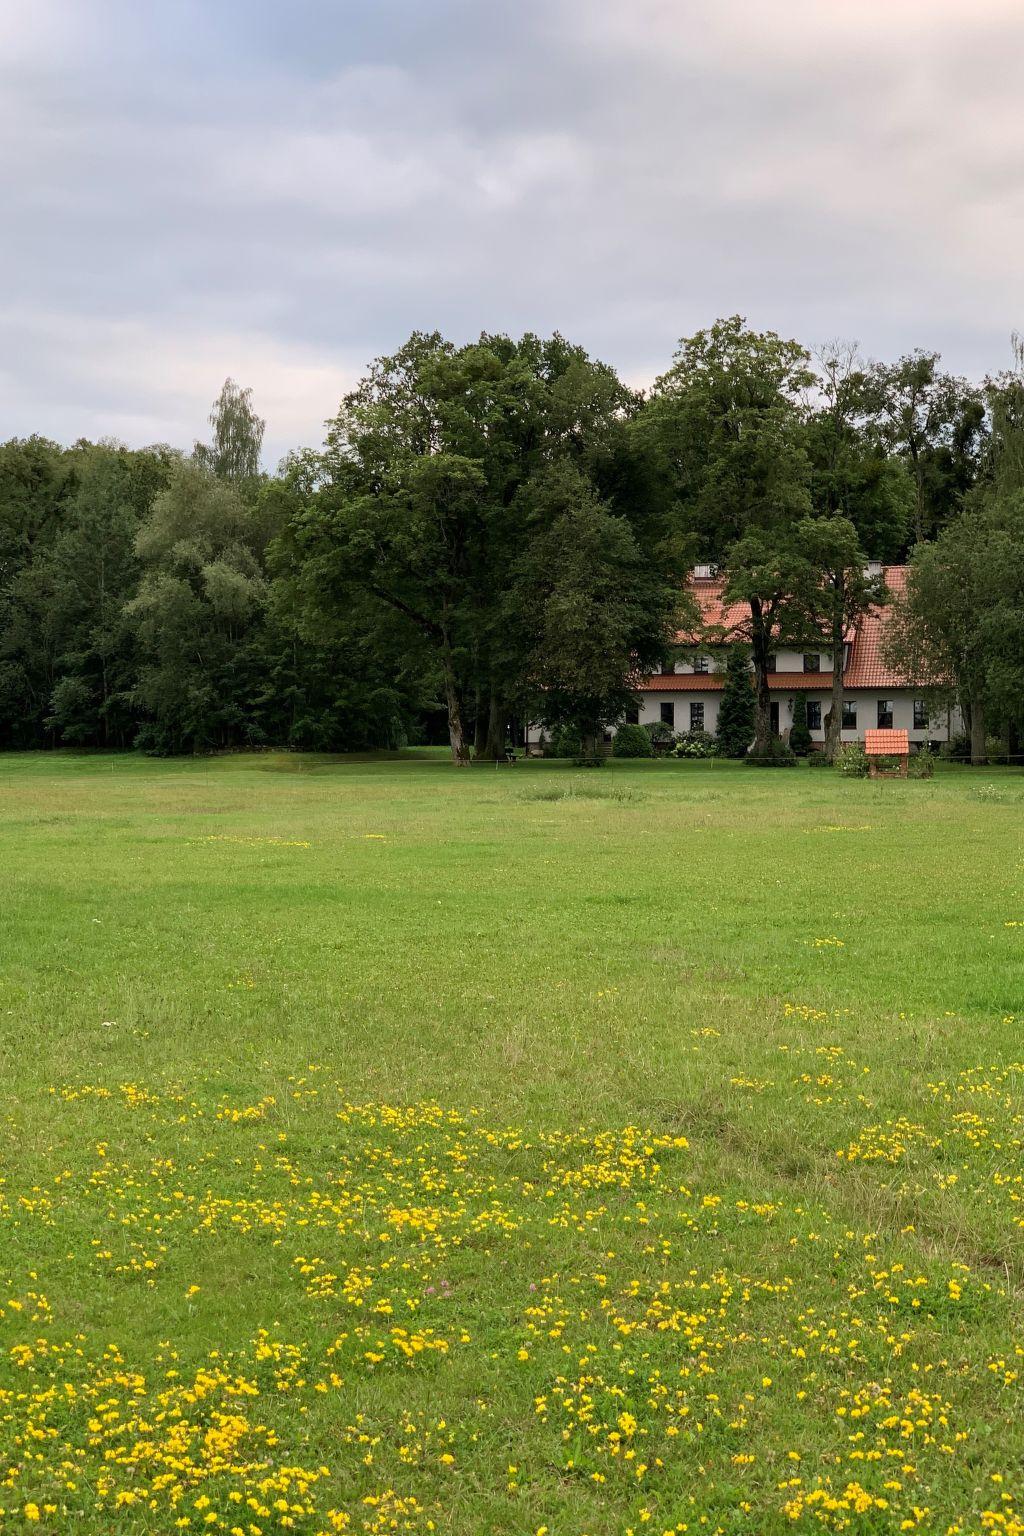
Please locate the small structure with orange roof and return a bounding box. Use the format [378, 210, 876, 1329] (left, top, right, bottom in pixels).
[864, 728, 909, 777]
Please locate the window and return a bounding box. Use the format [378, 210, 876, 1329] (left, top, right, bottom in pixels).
[624, 705, 639, 725]
[692, 655, 709, 674]
[803, 653, 820, 673]
[660, 701, 675, 728]
[766, 653, 778, 673]
[877, 699, 893, 729]
[806, 700, 822, 731]
[842, 700, 857, 731]
[661, 657, 675, 675]
[690, 701, 705, 731]
[913, 699, 928, 730]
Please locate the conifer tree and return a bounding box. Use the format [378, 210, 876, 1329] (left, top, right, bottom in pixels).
[789, 692, 812, 755]
[715, 645, 755, 757]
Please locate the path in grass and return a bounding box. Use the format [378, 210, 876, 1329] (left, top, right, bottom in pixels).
[0, 752, 1022, 1534]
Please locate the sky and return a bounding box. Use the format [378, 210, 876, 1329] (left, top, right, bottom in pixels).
[3, 0, 1024, 466]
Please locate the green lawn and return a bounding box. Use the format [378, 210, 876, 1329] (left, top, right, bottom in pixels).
[0, 750, 1022, 1536]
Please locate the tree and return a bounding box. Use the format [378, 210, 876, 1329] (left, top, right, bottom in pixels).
[789, 693, 812, 756]
[295, 331, 687, 765]
[193, 378, 266, 485]
[715, 644, 755, 757]
[648, 316, 815, 753]
[127, 461, 272, 752]
[864, 351, 987, 545]
[791, 515, 889, 762]
[510, 464, 686, 756]
[808, 342, 913, 559]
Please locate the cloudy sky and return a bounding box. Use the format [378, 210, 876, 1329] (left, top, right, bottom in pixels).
[3, 0, 1023, 465]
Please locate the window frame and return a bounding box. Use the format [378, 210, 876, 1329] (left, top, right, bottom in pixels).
[806, 700, 822, 731]
[689, 701, 705, 732]
[660, 701, 675, 729]
[841, 699, 857, 731]
[692, 655, 709, 674]
[913, 698, 928, 731]
[877, 699, 894, 729]
[803, 653, 821, 674]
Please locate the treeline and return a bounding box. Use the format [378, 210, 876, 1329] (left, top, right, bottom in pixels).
[1, 320, 1021, 762]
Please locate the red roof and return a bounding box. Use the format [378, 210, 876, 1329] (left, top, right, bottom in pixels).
[641, 565, 913, 692]
[865, 728, 909, 755]
[843, 566, 907, 687]
[636, 671, 834, 693]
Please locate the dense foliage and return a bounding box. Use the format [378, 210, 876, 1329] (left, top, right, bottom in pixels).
[2, 320, 1022, 759]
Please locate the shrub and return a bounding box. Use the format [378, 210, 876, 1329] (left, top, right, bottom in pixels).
[612, 723, 654, 758]
[716, 646, 756, 758]
[644, 719, 676, 748]
[835, 742, 869, 777]
[745, 735, 797, 767]
[674, 730, 717, 759]
[986, 735, 1010, 765]
[908, 750, 935, 779]
[940, 734, 970, 762]
[547, 725, 581, 758]
[789, 694, 813, 756]
[807, 749, 830, 767]
[571, 750, 606, 768]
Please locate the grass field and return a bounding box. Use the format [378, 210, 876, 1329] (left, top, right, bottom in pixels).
[1, 750, 1022, 1536]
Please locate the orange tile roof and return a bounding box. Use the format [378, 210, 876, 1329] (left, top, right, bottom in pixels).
[644, 565, 915, 692]
[636, 671, 834, 693]
[864, 728, 909, 755]
[843, 566, 908, 687]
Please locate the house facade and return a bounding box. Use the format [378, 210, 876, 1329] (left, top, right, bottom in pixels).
[526, 564, 961, 751]
[633, 565, 961, 748]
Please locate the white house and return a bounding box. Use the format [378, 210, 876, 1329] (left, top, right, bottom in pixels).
[527, 565, 962, 751]
[633, 565, 960, 747]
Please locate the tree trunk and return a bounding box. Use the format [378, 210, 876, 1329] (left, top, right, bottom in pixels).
[441, 651, 471, 766]
[824, 601, 844, 763]
[472, 695, 487, 759]
[749, 602, 773, 756]
[969, 695, 987, 766]
[580, 721, 600, 761]
[482, 691, 504, 761]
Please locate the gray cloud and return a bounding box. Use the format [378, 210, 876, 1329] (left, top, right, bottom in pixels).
[2, 0, 1023, 464]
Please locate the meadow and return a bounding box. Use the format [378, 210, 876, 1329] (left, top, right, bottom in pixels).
[0, 749, 1022, 1536]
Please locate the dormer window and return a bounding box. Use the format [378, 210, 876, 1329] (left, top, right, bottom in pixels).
[693, 655, 709, 674]
[803, 654, 820, 673]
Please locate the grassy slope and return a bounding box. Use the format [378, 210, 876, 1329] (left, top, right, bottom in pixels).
[0, 751, 1021, 1535]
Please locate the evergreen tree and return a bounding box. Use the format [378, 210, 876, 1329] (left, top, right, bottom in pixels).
[789, 693, 812, 756]
[715, 645, 755, 758]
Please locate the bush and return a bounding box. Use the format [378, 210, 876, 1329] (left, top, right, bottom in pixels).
[612, 723, 654, 758]
[644, 719, 676, 747]
[807, 749, 830, 767]
[908, 750, 935, 779]
[745, 735, 797, 767]
[789, 694, 813, 756]
[571, 750, 606, 768]
[940, 734, 970, 762]
[835, 742, 869, 777]
[546, 725, 581, 758]
[674, 730, 717, 759]
[986, 735, 1010, 765]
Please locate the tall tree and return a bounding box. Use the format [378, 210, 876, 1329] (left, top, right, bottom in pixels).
[648, 316, 815, 753]
[193, 378, 266, 486]
[127, 461, 272, 752]
[865, 351, 987, 545]
[296, 331, 674, 765]
[808, 343, 913, 559]
[510, 463, 688, 756]
[791, 515, 889, 762]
